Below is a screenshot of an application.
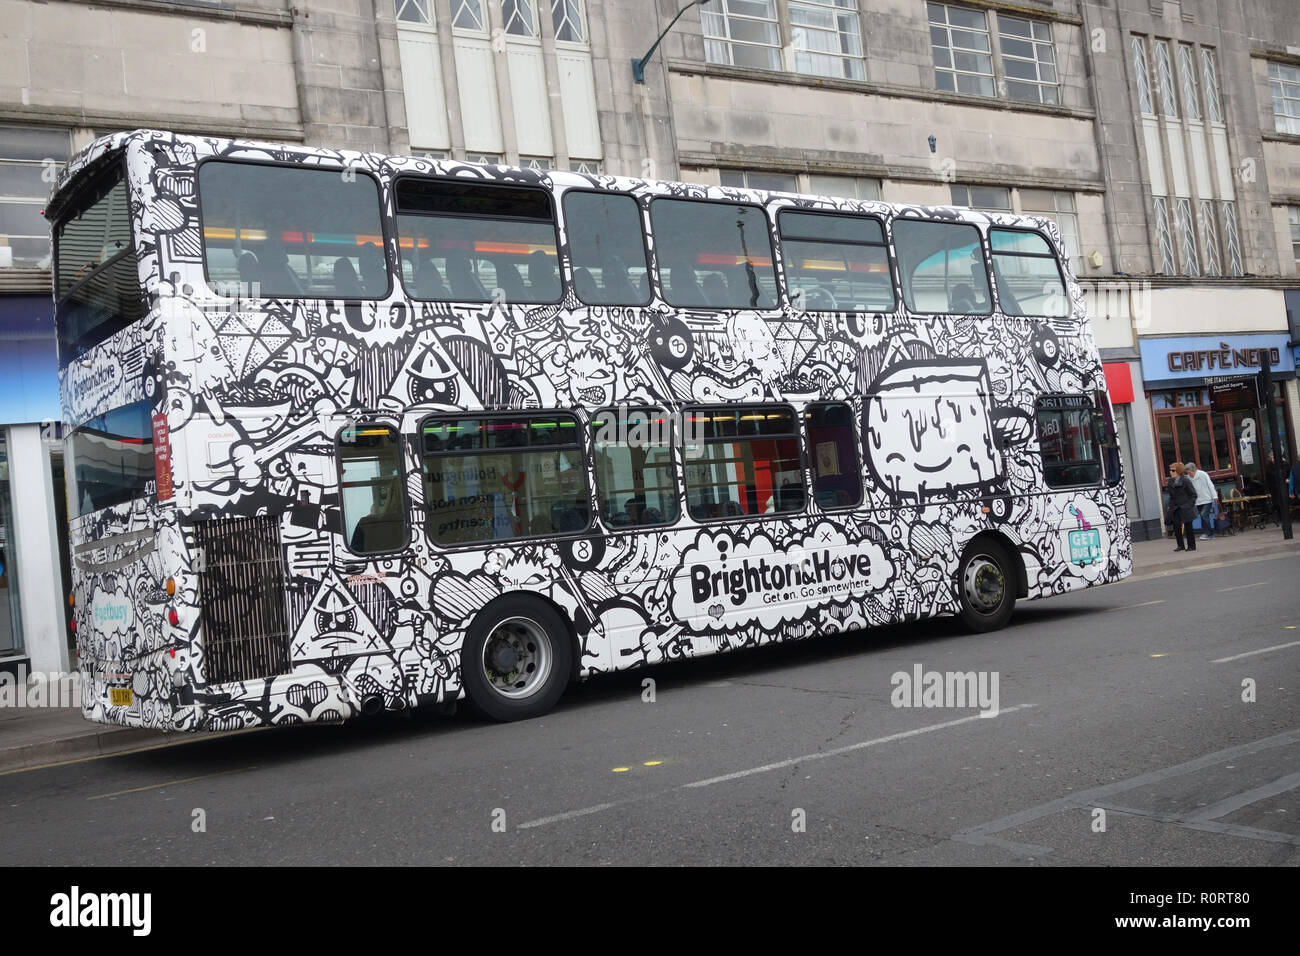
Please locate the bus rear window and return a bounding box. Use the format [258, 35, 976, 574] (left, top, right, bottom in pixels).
[66, 401, 154, 516]
[54, 164, 147, 364]
[1036, 396, 1102, 487]
[199, 161, 388, 299]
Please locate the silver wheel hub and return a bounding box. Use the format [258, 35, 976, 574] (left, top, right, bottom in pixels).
[482, 616, 552, 699]
[963, 557, 1005, 613]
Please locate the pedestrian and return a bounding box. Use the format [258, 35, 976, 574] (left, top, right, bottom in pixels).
[1166, 461, 1198, 552]
[1186, 461, 1219, 540]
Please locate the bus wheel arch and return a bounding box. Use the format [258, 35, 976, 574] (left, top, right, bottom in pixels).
[955, 532, 1024, 632]
[460, 593, 577, 722]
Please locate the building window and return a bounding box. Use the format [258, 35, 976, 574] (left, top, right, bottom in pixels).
[0, 432, 23, 654]
[1153, 39, 1178, 118]
[808, 174, 880, 200]
[1198, 199, 1221, 276]
[1132, 35, 1153, 114]
[452, 0, 486, 32]
[1177, 43, 1201, 121]
[1174, 197, 1199, 276]
[466, 152, 504, 165]
[569, 159, 601, 174]
[702, 0, 782, 71]
[929, 2, 994, 97]
[997, 15, 1058, 104]
[1153, 196, 1174, 275]
[1019, 189, 1081, 275]
[394, 0, 431, 25]
[1289, 206, 1300, 273]
[788, 0, 864, 81]
[719, 169, 797, 192]
[550, 0, 586, 43]
[949, 184, 1011, 211]
[520, 155, 553, 172]
[1201, 48, 1222, 123]
[1268, 61, 1300, 135]
[1, 127, 70, 269]
[1221, 202, 1243, 276]
[502, 0, 537, 37]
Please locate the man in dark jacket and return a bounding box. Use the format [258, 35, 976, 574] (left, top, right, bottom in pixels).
[1166, 462, 1198, 552]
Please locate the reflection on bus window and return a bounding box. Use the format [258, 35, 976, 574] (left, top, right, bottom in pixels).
[893, 218, 992, 315]
[805, 402, 862, 508]
[339, 424, 408, 554]
[199, 162, 388, 300]
[989, 229, 1068, 317]
[397, 179, 561, 304]
[683, 406, 802, 519]
[423, 414, 588, 544]
[649, 199, 778, 310]
[779, 211, 894, 313]
[592, 408, 678, 527]
[1036, 396, 1102, 487]
[66, 401, 154, 516]
[563, 192, 651, 306]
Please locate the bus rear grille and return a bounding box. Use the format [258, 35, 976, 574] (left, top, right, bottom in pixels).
[196, 516, 291, 684]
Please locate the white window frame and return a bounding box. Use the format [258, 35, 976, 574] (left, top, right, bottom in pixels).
[786, 0, 865, 81]
[1268, 61, 1300, 136]
[702, 0, 782, 72]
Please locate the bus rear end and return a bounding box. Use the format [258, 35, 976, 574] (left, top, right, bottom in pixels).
[51, 134, 192, 731]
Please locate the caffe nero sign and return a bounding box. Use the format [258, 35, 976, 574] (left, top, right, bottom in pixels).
[1140, 334, 1295, 388]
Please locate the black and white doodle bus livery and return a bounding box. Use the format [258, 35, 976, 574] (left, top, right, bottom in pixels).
[51, 129, 1130, 731]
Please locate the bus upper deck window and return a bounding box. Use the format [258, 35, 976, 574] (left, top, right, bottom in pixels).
[649, 199, 779, 310]
[199, 162, 389, 301]
[892, 218, 992, 316]
[563, 192, 652, 306]
[396, 179, 562, 305]
[778, 210, 894, 313]
[989, 228, 1069, 318]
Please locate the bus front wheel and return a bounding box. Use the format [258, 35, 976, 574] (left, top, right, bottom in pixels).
[956, 540, 1015, 632]
[462, 599, 573, 721]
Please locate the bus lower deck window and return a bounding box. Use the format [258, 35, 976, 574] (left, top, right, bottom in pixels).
[683, 406, 803, 520]
[338, 424, 409, 554]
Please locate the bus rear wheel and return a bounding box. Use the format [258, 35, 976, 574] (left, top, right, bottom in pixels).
[956, 540, 1015, 632]
[462, 599, 573, 721]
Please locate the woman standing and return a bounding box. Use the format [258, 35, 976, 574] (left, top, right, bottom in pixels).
[1166, 462, 1198, 552]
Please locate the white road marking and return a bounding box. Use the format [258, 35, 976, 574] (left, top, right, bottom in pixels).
[515, 704, 1037, 830]
[1106, 599, 1166, 611]
[1211, 640, 1300, 663]
[1216, 581, 1268, 593]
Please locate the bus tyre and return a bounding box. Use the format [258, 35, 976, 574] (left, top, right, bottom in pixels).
[956, 540, 1015, 633]
[462, 599, 573, 722]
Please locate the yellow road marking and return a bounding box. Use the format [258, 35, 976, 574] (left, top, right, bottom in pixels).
[88, 766, 257, 800]
[1150, 653, 1169, 658]
[611, 767, 630, 773]
[643, 760, 663, 767]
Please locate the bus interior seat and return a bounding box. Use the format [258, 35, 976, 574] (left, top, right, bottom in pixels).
[724, 499, 744, 517]
[702, 273, 729, 307]
[415, 256, 450, 299]
[358, 243, 386, 295]
[333, 258, 363, 298]
[601, 256, 639, 303]
[446, 250, 489, 300]
[992, 262, 1024, 316]
[236, 251, 260, 288]
[527, 250, 561, 300]
[260, 245, 306, 295]
[495, 260, 526, 302]
[669, 265, 705, 306]
[777, 480, 805, 512]
[637, 272, 651, 301]
[573, 266, 601, 302]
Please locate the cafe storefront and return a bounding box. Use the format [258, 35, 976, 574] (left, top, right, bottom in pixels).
[1138, 333, 1297, 503]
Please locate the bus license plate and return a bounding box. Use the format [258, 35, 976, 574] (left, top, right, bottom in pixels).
[109, 688, 133, 707]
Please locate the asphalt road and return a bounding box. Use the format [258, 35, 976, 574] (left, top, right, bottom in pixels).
[3, 553, 1298, 867]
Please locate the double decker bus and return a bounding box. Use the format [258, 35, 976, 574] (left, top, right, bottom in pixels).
[50, 129, 1130, 731]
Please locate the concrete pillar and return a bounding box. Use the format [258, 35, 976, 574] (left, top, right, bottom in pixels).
[8, 424, 67, 675]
